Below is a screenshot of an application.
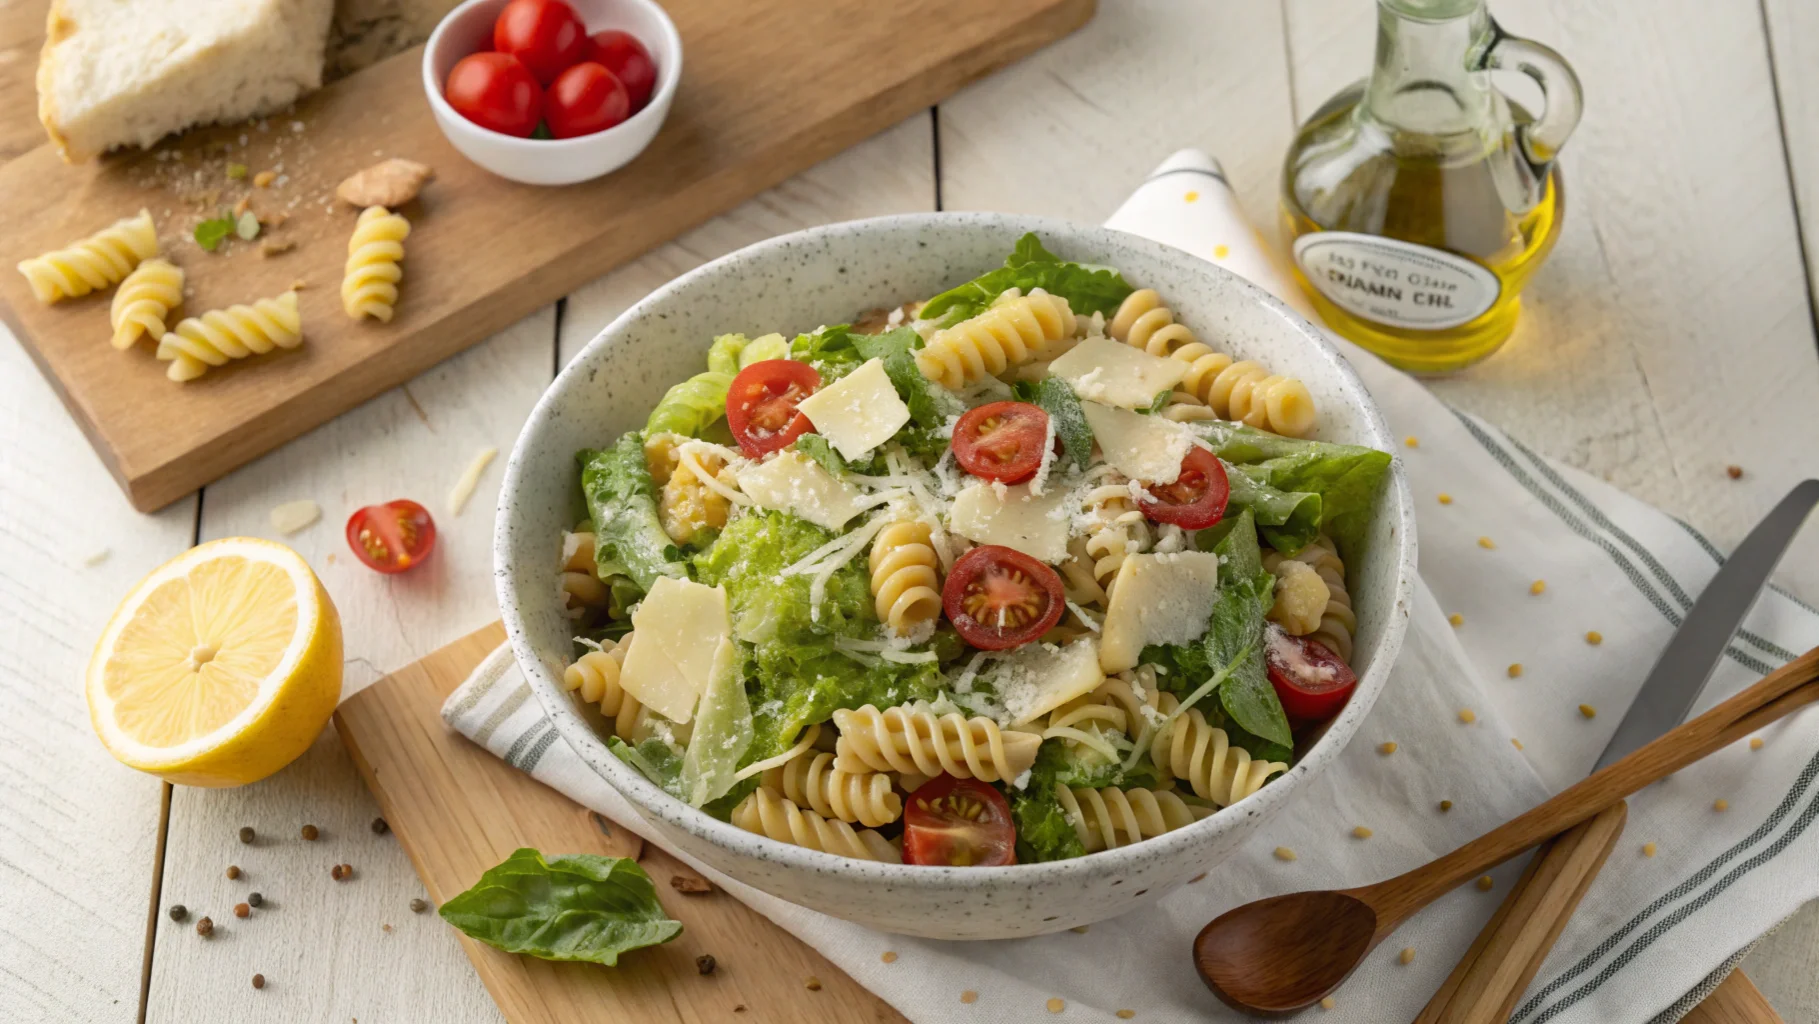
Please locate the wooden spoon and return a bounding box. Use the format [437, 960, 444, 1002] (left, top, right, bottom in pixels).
[1194, 646, 1819, 1017]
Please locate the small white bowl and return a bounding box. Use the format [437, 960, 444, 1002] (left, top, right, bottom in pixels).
[495, 213, 1418, 940]
[422, 0, 682, 186]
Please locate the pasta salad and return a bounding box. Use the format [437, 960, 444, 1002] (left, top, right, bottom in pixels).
[560, 234, 1392, 865]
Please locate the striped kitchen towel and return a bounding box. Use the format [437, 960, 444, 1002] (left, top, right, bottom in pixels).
[444, 150, 1819, 1024]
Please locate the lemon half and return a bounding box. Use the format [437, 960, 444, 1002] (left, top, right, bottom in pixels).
[86, 537, 342, 787]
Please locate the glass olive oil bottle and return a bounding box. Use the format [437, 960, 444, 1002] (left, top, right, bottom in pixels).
[1282, 0, 1581, 374]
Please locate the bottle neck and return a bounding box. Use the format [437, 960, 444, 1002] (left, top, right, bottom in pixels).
[1362, 0, 1498, 143]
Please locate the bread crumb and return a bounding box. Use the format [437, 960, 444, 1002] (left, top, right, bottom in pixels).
[1508, 663, 1523, 678]
[961, 990, 979, 1004]
[1399, 947, 1415, 965]
[1580, 704, 1597, 719]
[1751, 737, 1764, 751]
[259, 238, 297, 258]
[1069, 925, 1089, 934]
[1321, 997, 1337, 1010]
[1047, 997, 1066, 1013]
[1476, 875, 1494, 891]
[1459, 708, 1477, 724]
[233, 196, 251, 217]
[880, 951, 898, 964]
[338, 158, 435, 208]
[1586, 630, 1603, 645]
[290, 279, 308, 291]
[1530, 580, 1546, 595]
[1352, 826, 1373, 839]
[1449, 613, 1464, 627]
[254, 170, 277, 188]
[1439, 800, 1453, 812]
[1188, 872, 1207, 883]
[1274, 846, 1297, 861]
[804, 977, 821, 991]
[1378, 741, 1398, 755]
[1642, 842, 1657, 857]
[669, 873, 714, 894]
[1727, 465, 1743, 479]
[1478, 536, 1495, 549]
[1714, 799, 1729, 812]
[1405, 436, 1419, 448]
[1438, 492, 1453, 505]
[270, 499, 321, 535]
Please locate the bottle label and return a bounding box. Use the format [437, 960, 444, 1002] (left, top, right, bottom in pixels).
[1292, 232, 1501, 331]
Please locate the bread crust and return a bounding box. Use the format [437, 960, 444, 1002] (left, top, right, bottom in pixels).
[38, 0, 75, 161]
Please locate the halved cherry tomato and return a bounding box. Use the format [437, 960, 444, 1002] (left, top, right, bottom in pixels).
[726, 360, 820, 458]
[493, 0, 588, 85]
[1139, 447, 1230, 530]
[346, 500, 437, 574]
[545, 62, 630, 138]
[951, 401, 1049, 484]
[586, 30, 657, 110]
[445, 52, 543, 137]
[942, 545, 1065, 650]
[1266, 629, 1358, 724]
[902, 775, 1017, 867]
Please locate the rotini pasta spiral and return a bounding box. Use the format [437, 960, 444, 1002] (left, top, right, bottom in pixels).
[109, 257, 184, 350]
[1069, 467, 1150, 605]
[762, 749, 902, 827]
[1056, 786, 1207, 853]
[1150, 693, 1289, 807]
[1109, 288, 1317, 438]
[832, 704, 1042, 784]
[342, 206, 410, 322]
[731, 786, 899, 861]
[869, 520, 942, 636]
[17, 209, 158, 304]
[915, 290, 1076, 389]
[155, 290, 303, 382]
[564, 638, 644, 741]
[1263, 536, 1355, 662]
[1265, 559, 1329, 636]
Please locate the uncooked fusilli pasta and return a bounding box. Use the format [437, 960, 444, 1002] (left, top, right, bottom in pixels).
[832, 704, 1041, 784]
[109, 257, 184, 350]
[1151, 693, 1289, 806]
[342, 206, 410, 322]
[731, 786, 898, 861]
[155, 290, 303, 382]
[1263, 536, 1355, 662]
[17, 209, 158, 304]
[762, 749, 902, 827]
[915, 290, 1076, 390]
[1057, 786, 1207, 853]
[1110, 288, 1317, 438]
[869, 520, 942, 636]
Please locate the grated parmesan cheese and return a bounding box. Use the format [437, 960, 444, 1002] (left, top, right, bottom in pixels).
[448, 447, 498, 516]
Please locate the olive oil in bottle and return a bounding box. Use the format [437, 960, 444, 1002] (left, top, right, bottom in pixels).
[1281, 0, 1581, 374]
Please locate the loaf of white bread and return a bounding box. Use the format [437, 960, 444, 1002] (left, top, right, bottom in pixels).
[37, 0, 336, 163]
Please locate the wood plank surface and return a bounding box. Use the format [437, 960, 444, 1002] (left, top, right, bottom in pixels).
[0, 0, 1091, 514]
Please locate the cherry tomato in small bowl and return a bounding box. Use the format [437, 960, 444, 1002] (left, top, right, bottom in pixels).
[952, 401, 1049, 484]
[942, 545, 1065, 651]
[493, 0, 588, 85]
[346, 500, 437, 574]
[1139, 446, 1230, 530]
[1265, 628, 1358, 724]
[726, 360, 820, 458]
[546, 61, 631, 138]
[587, 29, 657, 110]
[901, 775, 1017, 867]
[444, 51, 543, 137]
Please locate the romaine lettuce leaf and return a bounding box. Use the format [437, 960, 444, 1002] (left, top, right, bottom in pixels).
[919, 233, 1134, 324]
[1225, 467, 1323, 554]
[707, 332, 790, 375]
[645, 370, 734, 438]
[579, 434, 690, 593]
[438, 848, 681, 966]
[679, 638, 753, 807]
[1190, 421, 1391, 558]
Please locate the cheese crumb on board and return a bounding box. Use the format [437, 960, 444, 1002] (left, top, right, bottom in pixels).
[1098, 551, 1222, 672]
[1047, 337, 1187, 409]
[949, 481, 1072, 563]
[618, 577, 732, 724]
[269, 499, 321, 535]
[83, 548, 111, 567]
[1080, 402, 1195, 484]
[448, 446, 498, 516]
[795, 359, 910, 461]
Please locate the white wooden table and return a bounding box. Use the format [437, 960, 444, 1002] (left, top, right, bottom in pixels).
[5, 1, 1818, 1020]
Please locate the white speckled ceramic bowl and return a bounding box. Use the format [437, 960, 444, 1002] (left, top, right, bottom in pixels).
[497, 213, 1416, 939]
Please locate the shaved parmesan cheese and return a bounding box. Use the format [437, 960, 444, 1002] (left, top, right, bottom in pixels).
[448, 446, 498, 516]
[737, 452, 873, 530]
[796, 358, 911, 460]
[1081, 402, 1194, 484]
[992, 639, 1106, 724]
[1049, 337, 1187, 409]
[269, 499, 321, 535]
[619, 577, 733, 724]
[950, 481, 1072, 563]
[83, 548, 111, 567]
[1099, 551, 1222, 672]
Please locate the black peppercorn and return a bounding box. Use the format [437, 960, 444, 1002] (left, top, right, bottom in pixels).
[248, 892, 263, 908]
[370, 817, 389, 835]
[168, 904, 187, 922]
[409, 898, 428, 913]
[696, 954, 717, 975]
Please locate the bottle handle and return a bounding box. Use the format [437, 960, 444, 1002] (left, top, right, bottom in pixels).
[1475, 21, 1583, 178]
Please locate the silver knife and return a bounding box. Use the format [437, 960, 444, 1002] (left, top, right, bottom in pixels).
[1594, 478, 1819, 769]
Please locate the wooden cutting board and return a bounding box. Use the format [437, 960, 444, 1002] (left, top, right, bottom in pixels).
[0, 0, 1093, 513]
[336, 623, 1783, 1024]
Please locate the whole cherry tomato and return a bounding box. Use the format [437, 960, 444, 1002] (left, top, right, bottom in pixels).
[942, 545, 1065, 650]
[1266, 629, 1358, 724]
[346, 500, 437, 574]
[545, 62, 631, 138]
[444, 52, 543, 137]
[901, 775, 1017, 867]
[726, 360, 820, 458]
[493, 0, 588, 85]
[586, 29, 657, 110]
[951, 401, 1049, 484]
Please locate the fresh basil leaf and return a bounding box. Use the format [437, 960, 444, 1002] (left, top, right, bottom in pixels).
[789, 324, 864, 381]
[608, 735, 688, 801]
[791, 433, 847, 476]
[852, 326, 955, 429]
[193, 215, 234, 252]
[1206, 511, 1293, 750]
[579, 434, 689, 593]
[1015, 377, 1094, 472]
[1146, 389, 1173, 415]
[919, 232, 1135, 323]
[438, 848, 681, 966]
